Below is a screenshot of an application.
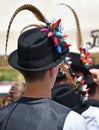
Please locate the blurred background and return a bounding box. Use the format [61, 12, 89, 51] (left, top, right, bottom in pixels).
[0, 0, 99, 92]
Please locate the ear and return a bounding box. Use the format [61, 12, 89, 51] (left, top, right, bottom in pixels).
[49, 68, 55, 77]
[48, 66, 59, 77]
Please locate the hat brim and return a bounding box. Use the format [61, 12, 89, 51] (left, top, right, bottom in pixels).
[8, 49, 68, 71]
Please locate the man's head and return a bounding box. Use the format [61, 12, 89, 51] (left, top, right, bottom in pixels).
[8, 28, 68, 71]
[8, 23, 69, 83]
[6, 4, 69, 85]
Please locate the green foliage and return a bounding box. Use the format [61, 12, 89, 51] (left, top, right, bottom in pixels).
[0, 69, 18, 81]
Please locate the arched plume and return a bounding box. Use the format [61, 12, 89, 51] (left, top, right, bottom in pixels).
[59, 3, 82, 50]
[57, 3, 83, 89]
[20, 24, 45, 34]
[5, 4, 46, 58]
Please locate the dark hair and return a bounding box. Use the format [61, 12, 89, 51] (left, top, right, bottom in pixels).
[20, 70, 47, 82]
[89, 64, 99, 69]
[84, 75, 97, 95]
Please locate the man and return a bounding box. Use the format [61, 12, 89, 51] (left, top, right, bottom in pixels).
[0, 20, 87, 130]
[81, 66, 99, 130]
[69, 52, 99, 129]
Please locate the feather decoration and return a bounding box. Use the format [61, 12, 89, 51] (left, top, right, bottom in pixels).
[58, 3, 82, 51]
[20, 24, 45, 33]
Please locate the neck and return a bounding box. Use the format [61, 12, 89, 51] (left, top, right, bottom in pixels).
[89, 86, 99, 100]
[24, 80, 51, 98]
[23, 67, 58, 98]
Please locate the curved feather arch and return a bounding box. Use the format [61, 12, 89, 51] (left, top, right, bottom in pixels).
[59, 3, 82, 50]
[20, 24, 45, 34]
[5, 4, 46, 58]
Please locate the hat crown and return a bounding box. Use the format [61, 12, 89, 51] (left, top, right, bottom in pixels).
[8, 27, 69, 71]
[17, 28, 56, 69]
[18, 28, 50, 60]
[70, 52, 90, 75]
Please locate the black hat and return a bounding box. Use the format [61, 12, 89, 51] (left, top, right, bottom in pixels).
[52, 83, 80, 109]
[70, 52, 90, 75]
[8, 28, 69, 71]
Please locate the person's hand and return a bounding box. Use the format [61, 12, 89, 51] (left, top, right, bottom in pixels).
[89, 69, 99, 85]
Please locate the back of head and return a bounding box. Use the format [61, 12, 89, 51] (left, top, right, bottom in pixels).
[5, 4, 69, 76]
[52, 83, 81, 112]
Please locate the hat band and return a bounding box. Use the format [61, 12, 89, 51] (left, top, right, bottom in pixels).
[17, 54, 59, 69]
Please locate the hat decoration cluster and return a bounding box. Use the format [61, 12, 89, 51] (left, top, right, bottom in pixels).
[62, 56, 72, 70]
[41, 19, 71, 53]
[74, 76, 90, 102]
[80, 47, 93, 68]
[58, 56, 72, 76]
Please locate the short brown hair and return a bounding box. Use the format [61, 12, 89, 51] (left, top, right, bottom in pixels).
[20, 70, 47, 82]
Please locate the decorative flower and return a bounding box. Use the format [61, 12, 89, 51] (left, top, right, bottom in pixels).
[80, 46, 93, 68]
[62, 56, 72, 70]
[74, 76, 90, 102]
[41, 19, 71, 53]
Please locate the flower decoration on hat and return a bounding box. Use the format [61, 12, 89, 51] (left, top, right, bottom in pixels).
[41, 19, 71, 53]
[80, 46, 93, 68]
[74, 76, 90, 102]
